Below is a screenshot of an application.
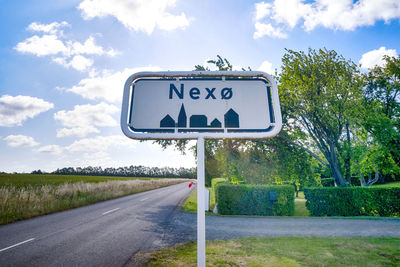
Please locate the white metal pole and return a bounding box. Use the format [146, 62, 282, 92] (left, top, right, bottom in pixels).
[197, 137, 206, 267]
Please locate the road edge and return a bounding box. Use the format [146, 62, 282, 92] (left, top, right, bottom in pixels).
[124, 183, 195, 267]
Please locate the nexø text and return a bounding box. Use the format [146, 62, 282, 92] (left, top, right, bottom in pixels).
[169, 84, 233, 100]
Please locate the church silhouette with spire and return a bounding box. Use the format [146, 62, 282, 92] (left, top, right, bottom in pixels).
[160, 104, 239, 129]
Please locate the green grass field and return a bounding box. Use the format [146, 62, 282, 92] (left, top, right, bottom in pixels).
[0, 173, 157, 187]
[373, 181, 400, 188]
[144, 237, 400, 266]
[294, 199, 310, 217]
[0, 174, 189, 225]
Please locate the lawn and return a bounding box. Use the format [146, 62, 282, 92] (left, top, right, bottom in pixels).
[294, 198, 309, 217]
[373, 181, 400, 188]
[144, 236, 400, 266]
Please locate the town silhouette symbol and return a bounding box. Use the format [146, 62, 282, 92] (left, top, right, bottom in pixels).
[160, 104, 239, 128]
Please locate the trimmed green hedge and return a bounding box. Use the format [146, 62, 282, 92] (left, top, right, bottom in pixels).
[216, 184, 295, 216]
[304, 187, 400, 217]
[211, 178, 227, 190]
[211, 178, 228, 210]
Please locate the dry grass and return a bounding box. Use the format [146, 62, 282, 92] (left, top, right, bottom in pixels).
[0, 179, 189, 225]
[144, 237, 400, 266]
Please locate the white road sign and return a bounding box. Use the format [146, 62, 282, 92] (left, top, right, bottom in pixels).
[121, 71, 282, 139]
[120, 71, 282, 267]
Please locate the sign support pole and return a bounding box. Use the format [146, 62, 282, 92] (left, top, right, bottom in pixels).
[121, 71, 282, 267]
[197, 136, 206, 267]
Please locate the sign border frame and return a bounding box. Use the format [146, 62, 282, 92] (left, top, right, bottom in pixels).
[121, 71, 282, 140]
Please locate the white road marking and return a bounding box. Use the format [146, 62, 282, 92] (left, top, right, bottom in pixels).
[140, 197, 149, 202]
[0, 238, 35, 252]
[102, 208, 120, 215]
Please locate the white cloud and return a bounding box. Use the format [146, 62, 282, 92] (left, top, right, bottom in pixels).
[64, 66, 162, 102]
[54, 102, 119, 137]
[255, 2, 272, 21]
[69, 36, 117, 57]
[27, 21, 69, 34]
[53, 55, 94, 71]
[273, 0, 312, 29]
[359, 46, 398, 69]
[78, 0, 191, 34]
[4, 135, 39, 147]
[254, 22, 287, 39]
[56, 126, 100, 138]
[258, 60, 274, 74]
[15, 34, 68, 57]
[0, 95, 54, 127]
[37, 145, 63, 154]
[66, 135, 136, 152]
[15, 22, 117, 71]
[253, 0, 400, 39]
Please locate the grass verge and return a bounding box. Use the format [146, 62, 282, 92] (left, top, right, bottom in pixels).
[144, 237, 400, 266]
[0, 177, 190, 225]
[181, 188, 198, 213]
[182, 187, 216, 214]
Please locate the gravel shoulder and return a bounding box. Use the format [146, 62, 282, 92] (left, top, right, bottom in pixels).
[127, 207, 400, 266]
[160, 210, 400, 247]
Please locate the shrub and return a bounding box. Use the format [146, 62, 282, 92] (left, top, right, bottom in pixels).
[321, 178, 335, 187]
[212, 178, 227, 189]
[216, 184, 294, 216]
[210, 178, 228, 210]
[304, 187, 400, 217]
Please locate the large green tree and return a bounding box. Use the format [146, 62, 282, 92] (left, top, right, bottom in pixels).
[355, 55, 400, 185]
[279, 48, 363, 186]
[156, 55, 318, 187]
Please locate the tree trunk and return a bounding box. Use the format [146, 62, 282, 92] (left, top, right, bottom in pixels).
[359, 173, 367, 186]
[344, 123, 352, 185]
[359, 172, 380, 187]
[329, 141, 348, 187]
[367, 171, 380, 186]
[320, 139, 347, 187]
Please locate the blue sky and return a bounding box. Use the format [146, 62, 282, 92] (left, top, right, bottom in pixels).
[0, 0, 399, 172]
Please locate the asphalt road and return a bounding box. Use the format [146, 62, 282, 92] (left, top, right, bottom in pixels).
[2, 182, 400, 267]
[165, 212, 400, 245]
[0, 182, 192, 267]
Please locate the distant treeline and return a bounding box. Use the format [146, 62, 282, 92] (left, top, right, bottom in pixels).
[31, 165, 196, 178]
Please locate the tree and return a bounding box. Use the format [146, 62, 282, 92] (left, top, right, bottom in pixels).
[156, 55, 320, 187]
[352, 127, 400, 186]
[363, 55, 400, 167]
[279, 48, 363, 186]
[357, 55, 400, 185]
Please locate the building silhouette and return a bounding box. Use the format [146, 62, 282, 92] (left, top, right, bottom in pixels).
[160, 104, 239, 129]
[190, 115, 208, 127]
[210, 118, 222, 128]
[224, 108, 239, 128]
[177, 104, 187, 127]
[160, 114, 175, 127]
